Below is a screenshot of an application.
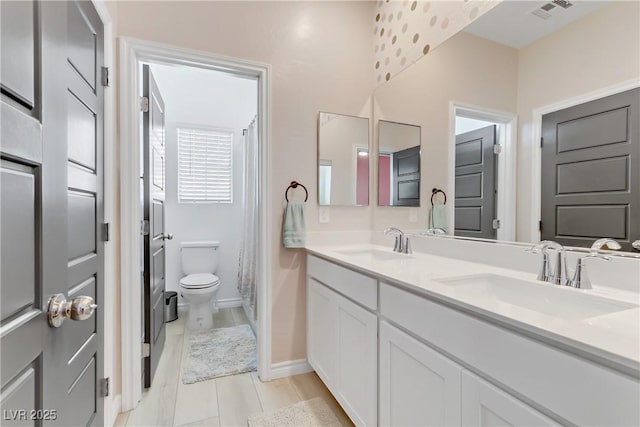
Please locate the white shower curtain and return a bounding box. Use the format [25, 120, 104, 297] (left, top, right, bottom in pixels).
[238, 115, 258, 325]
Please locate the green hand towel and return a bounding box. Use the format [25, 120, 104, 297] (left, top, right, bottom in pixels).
[430, 205, 447, 231]
[283, 201, 306, 248]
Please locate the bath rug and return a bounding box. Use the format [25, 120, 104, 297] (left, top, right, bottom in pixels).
[182, 324, 256, 384]
[247, 397, 342, 427]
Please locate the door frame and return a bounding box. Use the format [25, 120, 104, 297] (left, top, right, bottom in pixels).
[448, 102, 517, 241]
[529, 79, 640, 243]
[119, 37, 272, 411]
[86, 0, 119, 425]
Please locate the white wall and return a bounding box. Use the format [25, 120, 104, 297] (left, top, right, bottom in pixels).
[149, 64, 257, 306]
[455, 117, 496, 135]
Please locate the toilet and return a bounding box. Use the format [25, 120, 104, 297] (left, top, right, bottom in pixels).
[179, 241, 221, 330]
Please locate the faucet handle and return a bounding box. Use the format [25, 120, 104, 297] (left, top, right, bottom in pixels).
[404, 237, 412, 254]
[568, 253, 611, 289]
[527, 243, 550, 281]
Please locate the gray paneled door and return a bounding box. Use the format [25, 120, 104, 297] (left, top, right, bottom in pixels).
[142, 65, 167, 388]
[392, 145, 420, 206]
[1, 1, 105, 426]
[541, 88, 640, 250]
[454, 125, 497, 239]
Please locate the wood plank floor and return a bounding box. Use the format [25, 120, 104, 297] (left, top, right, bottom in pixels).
[114, 307, 353, 427]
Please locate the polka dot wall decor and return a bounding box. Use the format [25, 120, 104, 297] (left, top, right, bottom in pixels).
[373, 0, 501, 86]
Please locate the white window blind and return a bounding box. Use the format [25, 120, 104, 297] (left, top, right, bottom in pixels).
[177, 127, 233, 203]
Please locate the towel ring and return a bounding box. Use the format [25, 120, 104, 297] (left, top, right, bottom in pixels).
[431, 188, 447, 206]
[285, 181, 308, 202]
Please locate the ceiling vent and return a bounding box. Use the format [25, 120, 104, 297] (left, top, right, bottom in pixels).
[530, 1, 573, 20]
[552, 0, 573, 9]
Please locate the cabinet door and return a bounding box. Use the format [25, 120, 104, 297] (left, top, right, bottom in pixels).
[336, 296, 378, 426]
[461, 370, 560, 427]
[380, 321, 462, 426]
[307, 278, 338, 387]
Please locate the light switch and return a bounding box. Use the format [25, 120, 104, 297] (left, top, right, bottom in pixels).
[319, 207, 330, 223]
[409, 208, 418, 223]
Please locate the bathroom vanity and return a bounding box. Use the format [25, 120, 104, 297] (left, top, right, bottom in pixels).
[305, 245, 640, 426]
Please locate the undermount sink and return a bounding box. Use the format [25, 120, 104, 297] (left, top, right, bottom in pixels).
[436, 274, 637, 320]
[336, 248, 414, 261]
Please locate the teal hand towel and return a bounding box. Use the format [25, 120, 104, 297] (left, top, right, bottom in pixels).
[283, 201, 306, 248]
[430, 204, 447, 231]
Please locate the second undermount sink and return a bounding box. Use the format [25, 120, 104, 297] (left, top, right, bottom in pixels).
[435, 274, 637, 320]
[335, 248, 414, 261]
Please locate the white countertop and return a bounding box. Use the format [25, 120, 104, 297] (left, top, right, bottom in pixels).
[306, 244, 640, 376]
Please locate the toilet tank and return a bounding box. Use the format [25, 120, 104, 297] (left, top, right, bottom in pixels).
[181, 241, 220, 275]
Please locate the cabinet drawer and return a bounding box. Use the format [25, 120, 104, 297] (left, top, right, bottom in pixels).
[307, 255, 377, 310]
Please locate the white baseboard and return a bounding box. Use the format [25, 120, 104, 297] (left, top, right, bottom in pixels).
[217, 297, 243, 308]
[107, 394, 122, 427]
[270, 359, 314, 380]
[177, 297, 243, 310]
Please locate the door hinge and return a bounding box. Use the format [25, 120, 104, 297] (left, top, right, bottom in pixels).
[492, 219, 501, 230]
[143, 343, 150, 358]
[101, 66, 110, 87]
[102, 223, 110, 242]
[140, 96, 149, 113]
[540, 137, 544, 148]
[493, 144, 502, 155]
[140, 219, 150, 236]
[100, 378, 110, 397]
[539, 220, 544, 232]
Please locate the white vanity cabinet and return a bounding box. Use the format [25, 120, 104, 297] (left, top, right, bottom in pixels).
[307, 256, 378, 426]
[379, 321, 461, 426]
[306, 253, 640, 427]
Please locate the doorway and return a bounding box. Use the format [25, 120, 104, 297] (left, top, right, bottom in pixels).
[119, 38, 272, 411]
[449, 104, 517, 241]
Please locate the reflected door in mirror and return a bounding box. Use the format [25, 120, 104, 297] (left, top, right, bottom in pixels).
[378, 120, 421, 207]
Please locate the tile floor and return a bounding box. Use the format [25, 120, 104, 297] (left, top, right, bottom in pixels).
[114, 307, 353, 427]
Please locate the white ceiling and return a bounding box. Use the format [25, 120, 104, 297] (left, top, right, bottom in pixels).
[464, 0, 609, 49]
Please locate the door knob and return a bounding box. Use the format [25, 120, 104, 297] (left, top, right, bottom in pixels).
[48, 294, 97, 327]
[163, 233, 174, 240]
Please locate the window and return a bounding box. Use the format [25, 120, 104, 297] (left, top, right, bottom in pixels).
[177, 127, 233, 203]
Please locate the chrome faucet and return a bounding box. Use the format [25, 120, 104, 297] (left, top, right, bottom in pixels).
[527, 240, 568, 285]
[569, 238, 621, 289]
[632, 240, 640, 251]
[383, 227, 412, 254]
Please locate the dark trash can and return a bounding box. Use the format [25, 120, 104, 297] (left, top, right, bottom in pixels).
[165, 291, 178, 323]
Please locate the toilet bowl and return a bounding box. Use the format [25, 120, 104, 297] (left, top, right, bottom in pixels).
[180, 273, 220, 330]
[179, 241, 221, 330]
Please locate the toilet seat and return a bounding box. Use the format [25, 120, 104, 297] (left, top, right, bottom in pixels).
[180, 273, 220, 289]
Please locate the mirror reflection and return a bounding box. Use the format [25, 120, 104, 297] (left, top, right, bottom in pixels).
[373, 1, 639, 250]
[378, 120, 421, 207]
[318, 112, 370, 206]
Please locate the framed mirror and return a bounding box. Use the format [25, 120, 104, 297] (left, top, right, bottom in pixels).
[318, 112, 370, 206]
[378, 120, 421, 207]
